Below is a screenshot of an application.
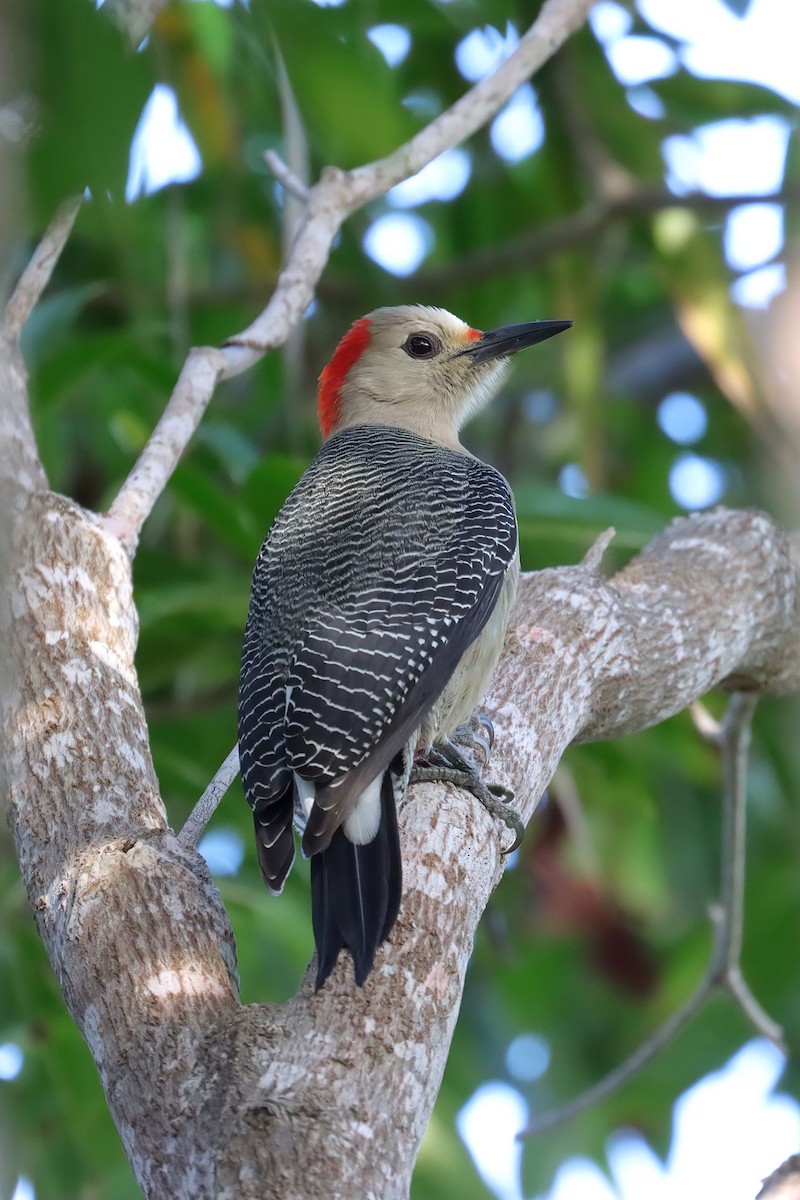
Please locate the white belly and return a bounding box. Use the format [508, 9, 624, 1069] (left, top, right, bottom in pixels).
[419, 551, 520, 747]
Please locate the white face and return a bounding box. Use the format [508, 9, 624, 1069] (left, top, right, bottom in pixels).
[337, 305, 510, 441]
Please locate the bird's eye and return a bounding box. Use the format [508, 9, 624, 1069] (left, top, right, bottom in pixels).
[402, 332, 442, 360]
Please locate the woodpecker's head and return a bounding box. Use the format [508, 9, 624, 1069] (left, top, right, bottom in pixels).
[318, 305, 572, 446]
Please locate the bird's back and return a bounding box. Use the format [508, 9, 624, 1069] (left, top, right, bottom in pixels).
[239, 423, 516, 807]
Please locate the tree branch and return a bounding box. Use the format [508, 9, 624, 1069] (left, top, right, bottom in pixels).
[710, 695, 785, 1045]
[264, 149, 311, 204]
[715, 694, 758, 976]
[522, 977, 712, 1137]
[179, 747, 240, 850]
[1, 199, 81, 505]
[759, 1155, 800, 1200]
[101, 346, 227, 547]
[3, 195, 81, 343]
[100, 0, 596, 555]
[0, 332, 48, 505]
[415, 185, 800, 293]
[521, 690, 784, 1139]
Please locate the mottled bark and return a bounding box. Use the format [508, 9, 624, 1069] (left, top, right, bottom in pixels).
[2, 329, 799, 1198]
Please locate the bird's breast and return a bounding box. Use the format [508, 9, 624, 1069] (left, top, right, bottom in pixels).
[419, 551, 520, 746]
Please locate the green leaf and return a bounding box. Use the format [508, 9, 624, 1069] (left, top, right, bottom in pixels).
[171, 462, 261, 557]
[514, 486, 668, 564]
[26, 0, 154, 214]
[137, 578, 247, 630]
[242, 454, 307, 527]
[20, 284, 103, 367]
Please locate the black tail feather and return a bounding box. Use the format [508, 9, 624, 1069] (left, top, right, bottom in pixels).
[252, 792, 295, 894]
[310, 771, 402, 989]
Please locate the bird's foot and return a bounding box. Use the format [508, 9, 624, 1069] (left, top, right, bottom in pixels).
[450, 712, 495, 766]
[410, 736, 523, 854]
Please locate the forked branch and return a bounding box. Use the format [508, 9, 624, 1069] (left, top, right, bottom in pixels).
[520, 692, 784, 1139]
[100, 0, 596, 554]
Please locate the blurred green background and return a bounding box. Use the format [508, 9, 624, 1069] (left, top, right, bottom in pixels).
[1, 0, 798, 1197]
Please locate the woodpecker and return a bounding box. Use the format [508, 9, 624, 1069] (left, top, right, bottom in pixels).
[238, 305, 571, 989]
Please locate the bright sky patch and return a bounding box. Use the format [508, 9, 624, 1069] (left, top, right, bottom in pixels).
[197, 829, 245, 877]
[506, 1033, 550, 1083]
[367, 24, 411, 67]
[663, 116, 790, 197]
[363, 213, 432, 276]
[730, 263, 786, 309]
[126, 85, 202, 202]
[725, 203, 783, 272]
[669, 452, 725, 509]
[0, 1043, 23, 1081]
[657, 392, 708, 444]
[607, 35, 678, 86]
[457, 1082, 527, 1200]
[490, 86, 544, 163]
[455, 24, 519, 82]
[387, 148, 471, 207]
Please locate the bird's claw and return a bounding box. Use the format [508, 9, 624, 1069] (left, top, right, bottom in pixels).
[409, 748, 524, 855]
[451, 712, 495, 766]
[484, 783, 524, 854]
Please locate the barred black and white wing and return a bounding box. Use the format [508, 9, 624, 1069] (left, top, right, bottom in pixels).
[238, 423, 517, 983]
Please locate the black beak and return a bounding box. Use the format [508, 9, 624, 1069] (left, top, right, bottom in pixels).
[461, 319, 573, 364]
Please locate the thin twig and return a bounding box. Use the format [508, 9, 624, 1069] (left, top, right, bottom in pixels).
[714, 693, 757, 974]
[416, 184, 800, 293]
[690, 699, 723, 745]
[3, 196, 82, 342]
[520, 692, 784, 1139]
[341, 0, 596, 210]
[101, 345, 227, 551]
[178, 745, 240, 849]
[727, 967, 785, 1047]
[102, 0, 595, 554]
[229, 0, 596, 362]
[1, 198, 83, 497]
[712, 694, 785, 1048]
[581, 526, 616, 573]
[522, 979, 713, 1137]
[264, 150, 310, 203]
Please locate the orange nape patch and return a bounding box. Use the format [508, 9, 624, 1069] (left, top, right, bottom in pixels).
[465, 327, 483, 342]
[317, 317, 372, 438]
